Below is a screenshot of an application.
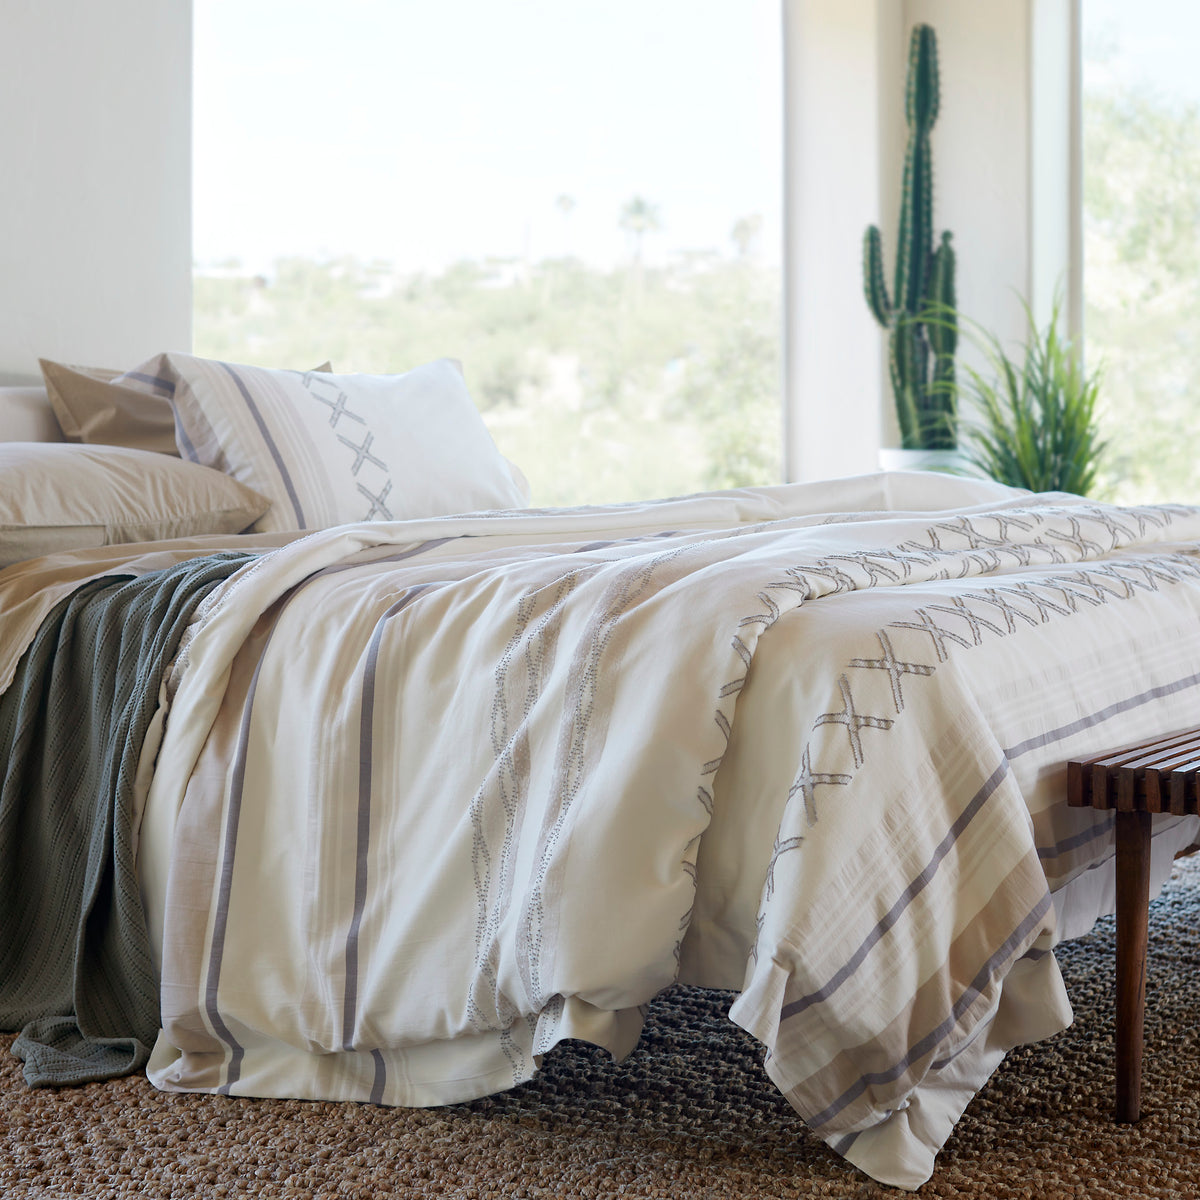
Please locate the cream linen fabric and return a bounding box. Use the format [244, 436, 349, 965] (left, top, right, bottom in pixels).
[129, 472, 1200, 1190]
[135, 353, 529, 532]
[0, 443, 270, 568]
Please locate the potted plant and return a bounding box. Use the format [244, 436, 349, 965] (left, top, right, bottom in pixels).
[863, 23, 959, 465]
[949, 296, 1107, 495]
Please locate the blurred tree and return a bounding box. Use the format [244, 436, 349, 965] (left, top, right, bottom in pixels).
[618, 195, 662, 263]
[193, 218, 781, 506]
[1084, 83, 1200, 503]
[730, 213, 764, 260]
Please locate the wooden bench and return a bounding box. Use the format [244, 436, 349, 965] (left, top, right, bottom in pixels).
[1067, 728, 1200, 1123]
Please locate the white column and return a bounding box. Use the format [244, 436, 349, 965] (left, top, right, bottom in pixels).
[1029, 0, 1083, 337]
[782, 0, 892, 482]
[0, 0, 193, 383]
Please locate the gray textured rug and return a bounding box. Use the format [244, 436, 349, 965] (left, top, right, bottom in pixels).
[2, 859, 1199, 1198]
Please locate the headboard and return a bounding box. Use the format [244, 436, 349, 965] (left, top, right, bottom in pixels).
[0, 387, 64, 443]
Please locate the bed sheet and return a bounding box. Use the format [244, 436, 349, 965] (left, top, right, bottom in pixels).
[104, 473, 1200, 1191]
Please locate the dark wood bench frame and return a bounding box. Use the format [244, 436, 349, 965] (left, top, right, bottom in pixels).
[1067, 728, 1200, 1123]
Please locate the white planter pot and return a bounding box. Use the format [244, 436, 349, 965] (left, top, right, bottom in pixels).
[878, 447, 966, 475]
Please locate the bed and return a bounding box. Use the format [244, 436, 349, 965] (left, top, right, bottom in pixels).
[3, 355, 1199, 1192]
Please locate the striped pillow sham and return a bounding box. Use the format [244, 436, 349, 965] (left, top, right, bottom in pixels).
[121, 354, 530, 533]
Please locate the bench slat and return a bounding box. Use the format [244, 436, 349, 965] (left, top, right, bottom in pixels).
[1068, 727, 1200, 815]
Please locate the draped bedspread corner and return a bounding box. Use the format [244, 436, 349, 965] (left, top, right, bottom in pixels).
[0, 552, 258, 1086]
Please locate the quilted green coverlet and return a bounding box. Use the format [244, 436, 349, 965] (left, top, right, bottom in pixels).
[0, 552, 257, 1086]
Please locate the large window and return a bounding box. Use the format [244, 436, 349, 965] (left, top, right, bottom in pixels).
[1083, 0, 1200, 504]
[193, 1, 783, 506]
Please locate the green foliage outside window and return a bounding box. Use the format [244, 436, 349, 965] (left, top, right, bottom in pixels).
[194, 247, 781, 508]
[1085, 84, 1200, 504]
[193, 58, 1200, 512]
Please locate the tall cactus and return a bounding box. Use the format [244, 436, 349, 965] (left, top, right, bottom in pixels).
[863, 23, 958, 450]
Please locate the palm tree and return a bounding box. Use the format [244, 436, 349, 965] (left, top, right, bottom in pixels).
[554, 193, 576, 259]
[730, 213, 763, 260]
[619, 195, 662, 263]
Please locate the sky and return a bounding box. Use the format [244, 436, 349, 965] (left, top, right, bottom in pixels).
[193, 0, 783, 274]
[1084, 0, 1200, 107]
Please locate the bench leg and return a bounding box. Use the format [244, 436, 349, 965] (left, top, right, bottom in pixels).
[1114, 809, 1152, 1123]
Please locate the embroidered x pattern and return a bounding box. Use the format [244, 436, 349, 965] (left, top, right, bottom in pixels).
[356, 480, 394, 520]
[312, 389, 366, 430]
[847, 631, 933, 713]
[787, 744, 852, 826]
[338, 430, 388, 475]
[814, 675, 893, 768]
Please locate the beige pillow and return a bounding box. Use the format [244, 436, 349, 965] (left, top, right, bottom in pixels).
[0, 442, 271, 569]
[41, 358, 334, 457]
[41, 359, 181, 455]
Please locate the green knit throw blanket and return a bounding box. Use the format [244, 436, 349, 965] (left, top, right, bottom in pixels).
[0, 552, 257, 1086]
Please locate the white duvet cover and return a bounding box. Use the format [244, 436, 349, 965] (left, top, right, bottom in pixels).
[128, 473, 1200, 1190]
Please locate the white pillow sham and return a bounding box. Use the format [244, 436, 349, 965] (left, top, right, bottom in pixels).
[124, 353, 530, 533]
[0, 442, 271, 569]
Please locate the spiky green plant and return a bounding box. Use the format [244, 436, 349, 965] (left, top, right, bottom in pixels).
[863, 23, 958, 450]
[947, 297, 1107, 495]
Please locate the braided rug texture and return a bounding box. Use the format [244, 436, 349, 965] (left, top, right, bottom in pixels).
[3, 858, 1199, 1199]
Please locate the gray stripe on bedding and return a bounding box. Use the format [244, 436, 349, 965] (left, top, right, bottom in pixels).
[173, 406, 199, 461]
[220, 361, 307, 528]
[123, 370, 176, 395]
[1002, 670, 1200, 760]
[779, 760, 1011, 1022]
[371, 1049, 386, 1105]
[1038, 812, 1117, 861]
[344, 585, 435, 1066]
[204, 549, 451, 1094]
[206, 619, 281, 1094]
[807, 891, 1053, 1130]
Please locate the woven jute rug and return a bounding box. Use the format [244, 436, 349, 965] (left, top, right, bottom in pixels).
[3, 860, 1199, 1199]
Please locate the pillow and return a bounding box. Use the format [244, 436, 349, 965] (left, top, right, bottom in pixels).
[0, 386, 65, 443]
[41, 359, 182, 456]
[40, 358, 334, 457]
[0, 442, 271, 569]
[133, 353, 530, 533]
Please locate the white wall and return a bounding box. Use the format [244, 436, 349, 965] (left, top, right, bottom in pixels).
[0, 0, 192, 385]
[907, 0, 1033, 352]
[784, 0, 1078, 479]
[783, 0, 888, 481]
[1029, 0, 1082, 337]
